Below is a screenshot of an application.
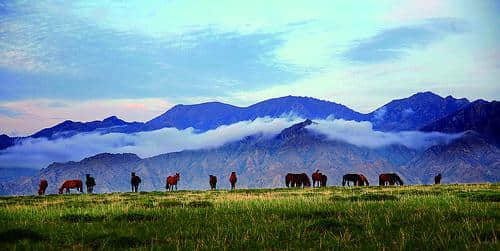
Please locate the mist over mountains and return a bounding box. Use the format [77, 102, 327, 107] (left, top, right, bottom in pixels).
[0, 91, 499, 195]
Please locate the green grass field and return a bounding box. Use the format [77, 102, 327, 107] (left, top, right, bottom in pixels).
[0, 184, 498, 250]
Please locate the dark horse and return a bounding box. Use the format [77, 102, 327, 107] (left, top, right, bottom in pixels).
[38, 179, 48, 195]
[285, 173, 311, 188]
[209, 175, 217, 190]
[229, 172, 237, 190]
[434, 173, 442, 185]
[166, 173, 180, 191]
[85, 174, 96, 194]
[342, 174, 369, 186]
[58, 180, 83, 194]
[320, 174, 327, 187]
[131, 172, 141, 192]
[379, 173, 404, 186]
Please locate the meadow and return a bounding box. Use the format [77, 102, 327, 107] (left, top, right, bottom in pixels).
[0, 184, 498, 250]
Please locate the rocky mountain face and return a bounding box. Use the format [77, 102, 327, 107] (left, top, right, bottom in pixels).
[2, 118, 499, 196]
[406, 132, 500, 184]
[1, 121, 420, 195]
[368, 92, 469, 131]
[420, 100, 500, 145]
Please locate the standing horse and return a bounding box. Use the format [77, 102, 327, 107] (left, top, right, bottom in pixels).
[434, 173, 442, 185]
[312, 170, 322, 187]
[85, 174, 96, 194]
[379, 173, 404, 186]
[285, 173, 311, 188]
[58, 180, 83, 194]
[166, 173, 180, 191]
[342, 174, 360, 186]
[38, 179, 48, 195]
[320, 174, 327, 187]
[358, 174, 369, 186]
[229, 172, 237, 190]
[209, 175, 217, 190]
[131, 172, 141, 192]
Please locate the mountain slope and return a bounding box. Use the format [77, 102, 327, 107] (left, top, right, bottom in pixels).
[140, 96, 366, 132]
[2, 120, 420, 195]
[406, 131, 500, 184]
[369, 92, 469, 131]
[31, 116, 143, 139]
[420, 100, 500, 145]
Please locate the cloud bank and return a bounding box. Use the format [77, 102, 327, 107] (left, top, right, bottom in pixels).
[0, 117, 463, 169]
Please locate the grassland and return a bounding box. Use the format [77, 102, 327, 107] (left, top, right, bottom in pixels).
[0, 184, 498, 250]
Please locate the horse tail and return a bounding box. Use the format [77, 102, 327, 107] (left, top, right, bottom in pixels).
[342, 177, 346, 186]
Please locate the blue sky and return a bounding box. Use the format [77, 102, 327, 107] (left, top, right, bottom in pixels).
[0, 0, 499, 135]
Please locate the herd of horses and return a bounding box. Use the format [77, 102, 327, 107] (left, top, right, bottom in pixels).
[36, 171, 443, 195]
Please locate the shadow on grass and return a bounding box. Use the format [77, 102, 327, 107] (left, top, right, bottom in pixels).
[455, 191, 500, 202]
[0, 229, 45, 243]
[307, 218, 363, 233]
[60, 214, 105, 223]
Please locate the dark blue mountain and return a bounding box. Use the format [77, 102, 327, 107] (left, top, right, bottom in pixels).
[0, 134, 15, 150]
[140, 96, 366, 132]
[30, 116, 144, 140]
[368, 91, 469, 131]
[420, 100, 500, 145]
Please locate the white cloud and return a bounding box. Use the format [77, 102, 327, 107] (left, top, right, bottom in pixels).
[0, 116, 463, 169]
[308, 118, 463, 149]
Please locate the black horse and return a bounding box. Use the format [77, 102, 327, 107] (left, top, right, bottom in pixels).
[131, 172, 141, 192]
[85, 174, 96, 194]
[434, 173, 442, 185]
[342, 174, 360, 186]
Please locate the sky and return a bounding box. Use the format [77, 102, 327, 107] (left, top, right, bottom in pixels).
[0, 0, 499, 136]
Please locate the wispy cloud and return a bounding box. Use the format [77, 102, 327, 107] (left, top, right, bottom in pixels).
[342, 18, 467, 63]
[0, 116, 462, 169]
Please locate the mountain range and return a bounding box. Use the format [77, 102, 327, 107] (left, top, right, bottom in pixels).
[0, 92, 476, 151]
[0, 91, 499, 195]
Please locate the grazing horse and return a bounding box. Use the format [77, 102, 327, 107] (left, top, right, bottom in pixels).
[312, 170, 323, 187]
[342, 174, 360, 186]
[434, 173, 442, 185]
[38, 179, 48, 195]
[358, 174, 369, 186]
[320, 174, 327, 187]
[379, 173, 404, 186]
[166, 173, 180, 191]
[209, 175, 217, 190]
[131, 172, 141, 192]
[285, 173, 311, 188]
[58, 180, 83, 194]
[229, 172, 237, 190]
[85, 174, 96, 194]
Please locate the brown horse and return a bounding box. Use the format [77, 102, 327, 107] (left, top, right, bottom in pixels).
[434, 173, 442, 185]
[379, 173, 404, 186]
[285, 173, 311, 188]
[38, 179, 48, 195]
[209, 175, 217, 190]
[58, 180, 83, 194]
[229, 172, 237, 190]
[131, 172, 141, 192]
[312, 170, 322, 187]
[358, 174, 369, 186]
[166, 173, 180, 191]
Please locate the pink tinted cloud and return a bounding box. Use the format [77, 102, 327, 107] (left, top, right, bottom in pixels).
[0, 98, 173, 136]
